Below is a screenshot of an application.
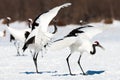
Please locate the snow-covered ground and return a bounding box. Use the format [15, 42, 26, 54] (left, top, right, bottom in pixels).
[0, 20, 120, 80]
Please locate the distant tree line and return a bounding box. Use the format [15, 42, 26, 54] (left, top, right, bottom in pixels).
[0, 0, 120, 25]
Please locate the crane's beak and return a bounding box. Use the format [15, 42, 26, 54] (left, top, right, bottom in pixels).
[98, 44, 105, 50]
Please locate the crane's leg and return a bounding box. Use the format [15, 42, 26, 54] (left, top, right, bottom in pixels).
[66, 53, 73, 75]
[14, 42, 20, 56]
[33, 52, 39, 73]
[41, 49, 44, 58]
[78, 54, 86, 75]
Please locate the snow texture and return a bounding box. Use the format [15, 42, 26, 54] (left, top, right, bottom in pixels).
[0, 20, 120, 80]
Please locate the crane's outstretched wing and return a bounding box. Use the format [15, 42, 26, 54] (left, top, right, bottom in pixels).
[48, 25, 109, 51]
[32, 3, 71, 32]
[48, 37, 77, 50]
[78, 25, 108, 39]
[68, 25, 108, 39]
[23, 3, 72, 51]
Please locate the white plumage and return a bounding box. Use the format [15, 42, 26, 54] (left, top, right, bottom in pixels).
[35, 3, 71, 32]
[7, 27, 31, 42]
[49, 37, 77, 50]
[48, 25, 106, 75]
[5, 17, 32, 56]
[49, 25, 106, 50]
[22, 3, 72, 73]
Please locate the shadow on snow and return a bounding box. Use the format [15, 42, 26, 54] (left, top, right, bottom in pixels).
[52, 73, 72, 76]
[21, 70, 57, 74]
[52, 70, 105, 76]
[21, 70, 105, 75]
[86, 70, 105, 75]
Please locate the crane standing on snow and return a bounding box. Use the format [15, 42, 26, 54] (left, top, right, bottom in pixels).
[22, 3, 72, 73]
[49, 25, 106, 75]
[4, 17, 32, 56]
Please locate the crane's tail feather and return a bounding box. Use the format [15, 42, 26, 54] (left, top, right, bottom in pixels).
[48, 37, 76, 51]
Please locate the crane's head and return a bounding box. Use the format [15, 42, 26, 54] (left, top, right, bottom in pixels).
[2, 17, 11, 26]
[5, 17, 11, 27]
[27, 18, 33, 28]
[6, 17, 11, 21]
[94, 41, 105, 50]
[28, 18, 33, 23]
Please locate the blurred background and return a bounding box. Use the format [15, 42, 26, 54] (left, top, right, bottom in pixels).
[0, 0, 120, 25]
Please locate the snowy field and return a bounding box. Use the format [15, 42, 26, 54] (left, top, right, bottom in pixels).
[0, 19, 120, 80]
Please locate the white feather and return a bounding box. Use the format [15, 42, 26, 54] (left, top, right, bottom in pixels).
[7, 27, 31, 42]
[79, 26, 109, 39]
[49, 26, 108, 52]
[25, 3, 72, 51]
[35, 3, 72, 32]
[49, 37, 77, 50]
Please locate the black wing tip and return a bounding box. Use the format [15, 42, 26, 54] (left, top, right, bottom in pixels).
[54, 38, 64, 42]
[22, 44, 27, 52]
[25, 31, 30, 39]
[66, 28, 84, 37]
[10, 34, 15, 42]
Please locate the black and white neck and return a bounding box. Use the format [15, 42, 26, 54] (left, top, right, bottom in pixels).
[52, 19, 58, 34]
[27, 18, 33, 28]
[90, 43, 97, 55]
[6, 17, 11, 27]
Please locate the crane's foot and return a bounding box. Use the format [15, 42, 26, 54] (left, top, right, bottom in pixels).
[80, 72, 87, 75]
[69, 72, 76, 76]
[36, 71, 39, 73]
[21, 54, 26, 56]
[16, 54, 21, 56]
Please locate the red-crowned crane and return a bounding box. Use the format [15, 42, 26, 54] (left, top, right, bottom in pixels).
[5, 17, 32, 56]
[22, 3, 72, 73]
[48, 25, 107, 75]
